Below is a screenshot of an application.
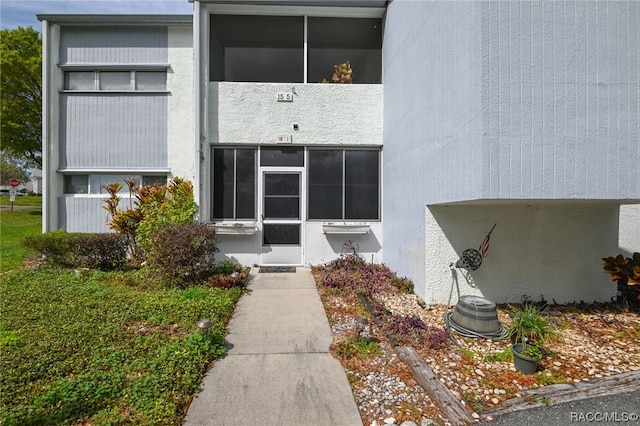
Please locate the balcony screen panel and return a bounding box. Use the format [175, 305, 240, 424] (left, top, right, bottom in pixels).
[235, 149, 256, 219]
[308, 17, 382, 84]
[345, 150, 379, 220]
[308, 150, 343, 219]
[210, 15, 303, 82]
[212, 148, 234, 219]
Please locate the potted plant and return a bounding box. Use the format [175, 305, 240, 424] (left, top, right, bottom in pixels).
[505, 302, 559, 374]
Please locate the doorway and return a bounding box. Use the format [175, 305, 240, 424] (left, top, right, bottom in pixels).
[259, 170, 303, 265]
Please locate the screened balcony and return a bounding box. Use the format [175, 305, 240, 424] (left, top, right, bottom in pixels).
[209, 15, 382, 84]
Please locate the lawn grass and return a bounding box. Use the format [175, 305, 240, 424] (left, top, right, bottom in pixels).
[0, 268, 243, 425]
[0, 194, 43, 207]
[0, 207, 42, 272]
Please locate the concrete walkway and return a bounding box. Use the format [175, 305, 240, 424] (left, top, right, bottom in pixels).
[184, 268, 363, 426]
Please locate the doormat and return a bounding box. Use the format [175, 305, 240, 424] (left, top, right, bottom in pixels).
[258, 266, 297, 273]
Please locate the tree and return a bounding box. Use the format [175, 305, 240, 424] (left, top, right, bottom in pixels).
[1, 27, 42, 168]
[0, 154, 30, 186]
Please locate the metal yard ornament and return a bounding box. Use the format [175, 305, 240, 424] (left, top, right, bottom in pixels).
[453, 224, 497, 271]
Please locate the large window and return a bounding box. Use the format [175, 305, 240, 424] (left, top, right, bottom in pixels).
[63, 174, 167, 194]
[209, 15, 382, 83]
[64, 71, 166, 91]
[308, 149, 379, 220]
[212, 148, 256, 219]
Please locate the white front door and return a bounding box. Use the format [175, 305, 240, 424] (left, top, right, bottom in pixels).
[259, 169, 304, 265]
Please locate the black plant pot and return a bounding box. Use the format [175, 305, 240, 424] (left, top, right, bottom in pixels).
[512, 343, 539, 374]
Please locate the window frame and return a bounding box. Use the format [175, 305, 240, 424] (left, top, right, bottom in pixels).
[211, 147, 258, 220]
[307, 147, 380, 221]
[63, 174, 168, 195]
[62, 68, 168, 93]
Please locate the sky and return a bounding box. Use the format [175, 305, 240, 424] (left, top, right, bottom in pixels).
[0, 0, 193, 30]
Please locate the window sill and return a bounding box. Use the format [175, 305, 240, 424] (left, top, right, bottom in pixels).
[213, 221, 257, 235]
[61, 90, 170, 95]
[322, 222, 370, 235]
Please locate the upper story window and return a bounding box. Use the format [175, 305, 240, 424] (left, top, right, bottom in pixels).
[64, 70, 166, 91]
[210, 15, 382, 84]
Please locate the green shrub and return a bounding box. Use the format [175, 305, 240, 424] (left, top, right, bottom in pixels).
[335, 336, 381, 359]
[391, 276, 414, 294]
[75, 233, 128, 271]
[23, 230, 88, 267]
[136, 178, 199, 253]
[147, 223, 218, 288]
[23, 231, 129, 271]
[103, 177, 199, 262]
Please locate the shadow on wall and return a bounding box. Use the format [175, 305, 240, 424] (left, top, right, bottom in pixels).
[426, 203, 620, 305]
[325, 232, 382, 260]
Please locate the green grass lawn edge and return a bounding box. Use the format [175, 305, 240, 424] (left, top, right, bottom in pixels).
[0, 268, 243, 425]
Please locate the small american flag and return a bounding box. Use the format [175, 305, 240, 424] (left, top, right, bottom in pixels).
[479, 223, 497, 258]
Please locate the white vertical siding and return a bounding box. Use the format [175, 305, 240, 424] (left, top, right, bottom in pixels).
[383, 0, 484, 295]
[58, 197, 112, 233]
[482, 0, 639, 201]
[60, 26, 167, 64]
[60, 94, 168, 169]
[384, 0, 639, 207]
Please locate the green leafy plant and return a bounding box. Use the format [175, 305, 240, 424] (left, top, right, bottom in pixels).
[207, 262, 251, 289]
[335, 336, 380, 359]
[74, 233, 128, 271]
[23, 231, 129, 271]
[0, 268, 242, 425]
[505, 303, 559, 348]
[23, 230, 89, 268]
[103, 177, 199, 262]
[602, 253, 640, 284]
[519, 345, 543, 359]
[484, 348, 514, 363]
[146, 223, 219, 288]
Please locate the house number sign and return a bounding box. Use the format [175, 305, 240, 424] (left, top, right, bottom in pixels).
[276, 92, 293, 102]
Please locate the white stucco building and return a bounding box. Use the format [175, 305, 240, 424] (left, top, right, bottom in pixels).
[39, 0, 639, 305]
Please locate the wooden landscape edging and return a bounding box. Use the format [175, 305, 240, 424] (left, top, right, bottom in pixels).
[395, 346, 474, 426]
[356, 293, 640, 425]
[483, 369, 640, 420]
[357, 294, 473, 425]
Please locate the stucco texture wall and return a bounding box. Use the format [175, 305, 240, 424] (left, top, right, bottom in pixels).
[424, 203, 619, 305]
[208, 83, 383, 145]
[167, 26, 196, 181]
